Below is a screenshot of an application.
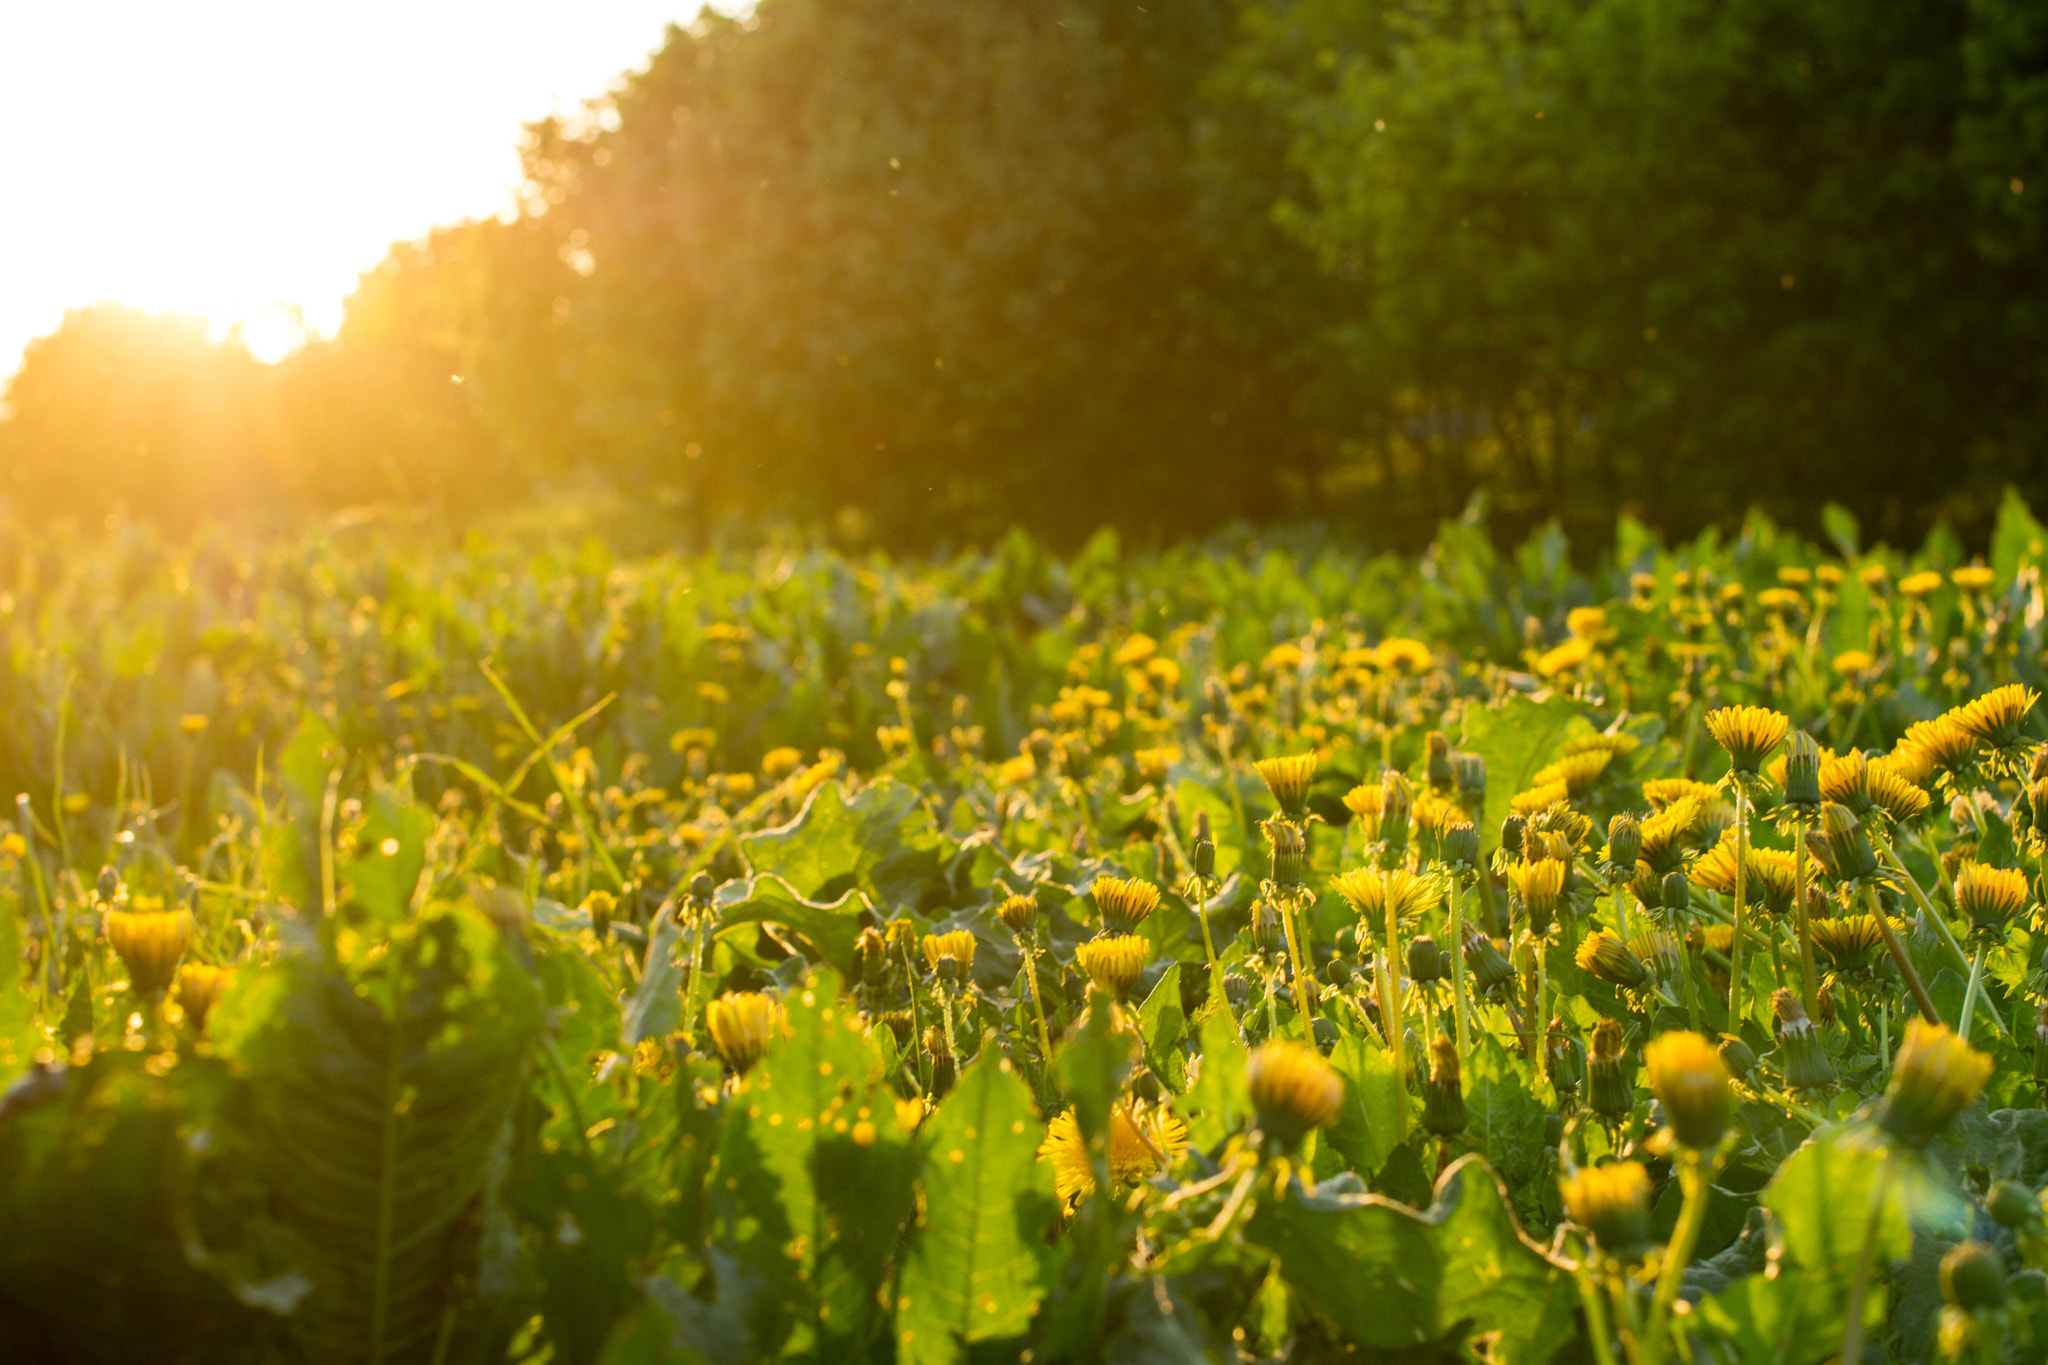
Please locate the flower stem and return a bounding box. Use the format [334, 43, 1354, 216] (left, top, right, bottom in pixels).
[1192, 875, 1239, 1041]
[1643, 1149, 1714, 1365]
[1729, 783, 1751, 1027]
[1378, 952, 1407, 1144]
[1571, 1246, 1622, 1365]
[1959, 941, 1988, 1043]
[1862, 883, 1943, 1025]
[1794, 824, 1819, 1020]
[1018, 936, 1056, 1068]
[1281, 888, 1318, 1023]
[1449, 874, 1471, 1055]
[1840, 1157, 1893, 1365]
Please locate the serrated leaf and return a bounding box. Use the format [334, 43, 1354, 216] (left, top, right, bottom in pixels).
[713, 873, 871, 980]
[1247, 1154, 1576, 1362]
[1460, 694, 1587, 854]
[1763, 1126, 1911, 1273]
[738, 778, 945, 904]
[1322, 1031, 1402, 1178]
[620, 904, 684, 1047]
[1185, 1006, 1248, 1153]
[895, 1053, 1059, 1365]
[1137, 963, 1185, 1090]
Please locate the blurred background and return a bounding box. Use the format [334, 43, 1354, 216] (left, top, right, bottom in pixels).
[3, 0, 2043, 552]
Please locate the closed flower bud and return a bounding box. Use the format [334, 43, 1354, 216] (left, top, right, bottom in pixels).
[1661, 869, 1691, 916]
[1247, 1042, 1344, 1150]
[1321, 956, 1353, 989]
[105, 908, 194, 996]
[1605, 813, 1642, 873]
[1941, 1241, 2007, 1311]
[1250, 899, 1289, 956]
[1427, 732, 1455, 791]
[1717, 1033, 1757, 1082]
[1576, 929, 1647, 990]
[856, 926, 890, 984]
[1561, 1160, 1656, 1260]
[1548, 1023, 1586, 1106]
[1380, 773, 1413, 851]
[1441, 819, 1481, 870]
[1821, 803, 1880, 881]
[707, 991, 781, 1074]
[1629, 930, 1684, 984]
[1423, 1035, 1467, 1137]
[1407, 935, 1444, 985]
[1988, 1180, 2039, 1231]
[582, 889, 617, 938]
[923, 1026, 956, 1096]
[1644, 1030, 1733, 1150]
[997, 893, 1038, 934]
[1266, 819, 1308, 887]
[1589, 1019, 1636, 1123]
[1463, 926, 1516, 995]
[1193, 834, 1216, 880]
[1501, 812, 1528, 858]
[690, 871, 716, 905]
[1223, 971, 1253, 1012]
[1782, 730, 1823, 811]
[1773, 990, 1836, 1094]
[1453, 751, 1487, 804]
[886, 917, 918, 950]
[1882, 1019, 1994, 1148]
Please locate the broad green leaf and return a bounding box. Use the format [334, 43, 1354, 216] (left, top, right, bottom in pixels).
[738, 778, 945, 904]
[1460, 694, 1587, 854]
[1136, 963, 1185, 1090]
[1462, 1032, 1549, 1205]
[1763, 1126, 1911, 1274]
[711, 976, 915, 1356]
[1322, 1031, 1403, 1178]
[713, 873, 871, 980]
[620, 904, 684, 1047]
[895, 1053, 1059, 1365]
[1692, 1262, 1875, 1365]
[211, 904, 541, 1365]
[1991, 486, 2047, 589]
[1247, 1154, 1576, 1362]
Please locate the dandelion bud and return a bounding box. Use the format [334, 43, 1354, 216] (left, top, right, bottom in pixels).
[1588, 1019, 1635, 1123]
[1441, 819, 1480, 870]
[95, 865, 121, 905]
[1988, 1180, 2039, 1231]
[1782, 730, 1823, 811]
[706, 991, 780, 1074]
[1630, 930, 1684, 984]
[857, 926, 890, 984]
[1255, 753, 1318, 818]
[1223, 971, 1253, 1012]
[1821, 803, 1880, 881]
[1321, 956, 1353, 989]
[582, 889, 617, 938]
[174, 964, 232, 1035]
[1644, 1030, 1733, 1150]
[1547, 1023, 1586, 1106]
[920, 930, 976, 986]
[105, 908, 194, 996]
[1426, 731, 1455, 791]
[997, 893, 1039, 934]
[1380, 773, 1413, 851]
[1250, 899, 1288, 956]
[886, 917, 917, 951]
[1076, 934, 1148, 1001]
[1193, 833, 1216, 881]
[1406, 935, 1444, 985]
[1423, 1035, 1467, 1137]
[1453, 751, 1487, 804]
[1502, 812, 1528, 858]
[1773, 989, 1836, 1094]
[1576, 929, 1647, 990]
[1092, 876, 1162, 934]
[923, 1026, 956, 1097]
[1881, 1019, 1994, 1148]
[1660, 870, 1691, 916]
[1266, 820, 1308, 887]
[1464, 926, 1516, 995]
[1247, 1042, 1344, 1151]
[1941, 1241, 2007, 1311]
[1717, 1033, 1757, 1082]
[1560, 1161, 1655, 1260]
[690, 871, 716, 906]
[1605, 814, 1642, 873]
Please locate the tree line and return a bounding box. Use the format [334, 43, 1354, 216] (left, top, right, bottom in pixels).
[4, 0, 2043, 550]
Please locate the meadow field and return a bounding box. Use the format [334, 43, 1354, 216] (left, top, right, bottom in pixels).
[5, 495, 2048, 1364]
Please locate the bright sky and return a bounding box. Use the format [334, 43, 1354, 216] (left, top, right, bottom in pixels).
[0, 2, 708, 380]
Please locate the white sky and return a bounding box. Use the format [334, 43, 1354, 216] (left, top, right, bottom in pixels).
[0, 2, 708, 379]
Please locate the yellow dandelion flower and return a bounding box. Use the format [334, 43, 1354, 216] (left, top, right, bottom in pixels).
[1535, 637, 1595, 678]
[1863, 757, 1932, 824]
[1563, 732, 1641, 761]
[105, 908, 194, 995]
[1076, 934, 1149, 999]
[1262, 642, 1305, 673]
[174, 963, 233, 1034]
[921, 930, 977, 981]
[1038, 1105, 1188, 1207]
[1832, 649, 1876, 677]
[1809, 914, 1891, 974]
[762, 746, 804, 779]
[1561, 1160, 1655, 1258]
[1507, 858, 1568, 923]
[1899, 570, 1945, 597]
[1642, 778, 1714, 809]
[1643, 1030, 1733, 1150]
[1533, 748, 1613, 796]
[1247, 1042, 1343, 1149]
[1091, 876, 1162, 935]
[1511, 781, 1571, 816]
[1254, 753, 1318, 816]
[1115, 634, 1158, 667]
[1576, 929, 1647, 989]
[1952, 565, 1996, 592]
[1954, 863, 2029, 939]
[1331, 867, 1441, 929]
[1881, 1020, 1993, 1147]
[1566, 606, 1609, 639]
[1896, 715, 1978, 776]
[706, 992, 782, 1074]
[1705, 705, 1790, 775]
[1949, 684, 2039, 751]
[1374, 638, 1434, 674]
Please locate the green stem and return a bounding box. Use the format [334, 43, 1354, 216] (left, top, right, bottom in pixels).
[1282, 887, 1318, 1023]
[1378, 954, 1407, 1144]
[1794, 825, 1818, 1020]
[1840, 1158, 1893, 1365]
[1730, 783, 1751, 1027]
[1863, 883, 1943, 1025]
[1449, 875, 1471, 1055]
[1643, 1150, 1714, 1365]
[1877, 834, 2010, 1041]
[1191, 876, 1237, 1041]
[1959, 941, 1988, 1043]
[1572, 1247, 1622, 1365]
[1019, 937, 1057, 1068]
